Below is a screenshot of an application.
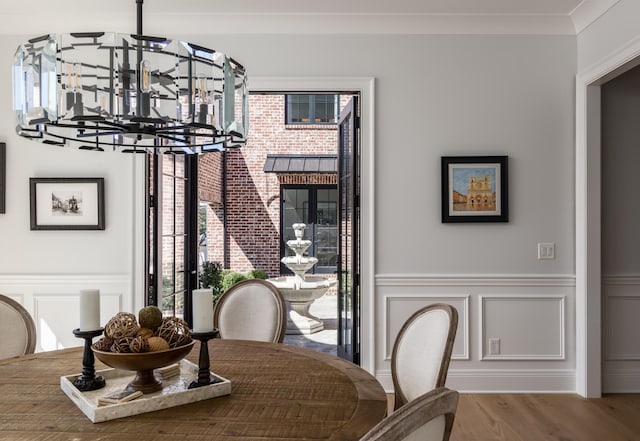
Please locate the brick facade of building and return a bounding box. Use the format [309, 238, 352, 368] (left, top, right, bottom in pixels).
[199, 94, 348, 277]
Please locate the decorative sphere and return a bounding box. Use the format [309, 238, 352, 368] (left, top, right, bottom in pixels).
[138, 306, 163, 329]
[147, 336, 170, 352]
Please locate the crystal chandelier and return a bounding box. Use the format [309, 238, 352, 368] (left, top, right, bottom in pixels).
[12, 1, 248, 154]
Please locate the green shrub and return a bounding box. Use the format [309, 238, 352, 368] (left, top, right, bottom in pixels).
[246, 269, 268, 280]
[221, 270, 247, 292]
[199, 261, 223, 304]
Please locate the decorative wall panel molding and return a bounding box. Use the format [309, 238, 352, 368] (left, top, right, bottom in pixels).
[602, 276, 640, 361]
[384, 294, 469, 360]
[0, 273, 131, 352]
[602, 368, 640, 393]
[376, 274, 575, 287]
[376, 368, 576, 393]
[480, 294, 566, 360]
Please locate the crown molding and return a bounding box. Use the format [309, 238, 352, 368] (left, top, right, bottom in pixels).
[570, 0, 620, 34]
[0, 12, 583, 36]
[0, 1, 618, 36]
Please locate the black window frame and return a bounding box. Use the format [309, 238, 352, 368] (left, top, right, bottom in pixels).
[285, 94, 339, 125]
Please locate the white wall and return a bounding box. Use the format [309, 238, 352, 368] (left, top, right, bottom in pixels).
[193, 33, 577, 391]
[0, 35, 143, 351]
[0, 30, 577, 391]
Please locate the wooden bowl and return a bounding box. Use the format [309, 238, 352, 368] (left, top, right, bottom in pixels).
[92, 341, 195, 393]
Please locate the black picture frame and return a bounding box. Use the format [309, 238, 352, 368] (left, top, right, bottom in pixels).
[441, 156, 508, 223]
[0, 143, 5, 214]
[30, 177, 105, 230]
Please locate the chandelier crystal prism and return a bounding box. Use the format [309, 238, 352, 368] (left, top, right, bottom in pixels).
[12, 4, 248, 153]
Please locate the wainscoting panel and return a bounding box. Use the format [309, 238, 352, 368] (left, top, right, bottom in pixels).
[0, 274, 131, 352]
[480, 295, 565, 360]
[375, 274, 575, 393]
[603, 276, 640, 392]
[384, 295, 469, 360]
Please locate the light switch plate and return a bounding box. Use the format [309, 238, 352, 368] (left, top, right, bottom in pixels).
[489, 338, 500, 355]
[538, 242, 555, 260]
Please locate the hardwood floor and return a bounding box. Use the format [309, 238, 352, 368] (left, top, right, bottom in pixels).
[388, 393, 640, 441]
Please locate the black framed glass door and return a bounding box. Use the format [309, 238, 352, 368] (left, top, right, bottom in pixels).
[337, 96, 360, 364]
[147, 153, 198, 324]
[281, 186, 338, 274]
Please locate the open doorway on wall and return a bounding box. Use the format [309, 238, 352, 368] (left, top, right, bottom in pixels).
[195, 91, 361, 360]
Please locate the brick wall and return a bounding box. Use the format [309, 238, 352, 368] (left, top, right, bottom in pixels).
[201, 94, 345, 277]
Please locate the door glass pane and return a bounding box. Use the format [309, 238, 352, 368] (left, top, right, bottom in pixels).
[160, 235, 175, 314]
[316, 188, 338, 270]
[175, 177, 185, 235]
[161, 173, 175, 235]
[282, 188, 309, 258]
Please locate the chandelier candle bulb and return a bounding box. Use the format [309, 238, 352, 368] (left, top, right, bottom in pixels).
[192, 289, 214, 333]
[79, 289, 100, 331]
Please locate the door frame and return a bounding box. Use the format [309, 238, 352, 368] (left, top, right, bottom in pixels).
[251, 77, 375, 373]
[576, 39, 640, 398]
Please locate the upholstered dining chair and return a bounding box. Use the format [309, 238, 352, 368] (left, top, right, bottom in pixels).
[0, 294, 36, 359]
[391, 303, 458, 410]
[213, 279, 287, 343]
[360, 387, 459, 441]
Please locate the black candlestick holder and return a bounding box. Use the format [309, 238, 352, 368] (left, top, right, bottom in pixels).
[72, 328, 106, 391]
[188, 329, 220, 389]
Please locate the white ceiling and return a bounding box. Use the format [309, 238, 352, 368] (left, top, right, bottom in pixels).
[0, 0, 620, 35]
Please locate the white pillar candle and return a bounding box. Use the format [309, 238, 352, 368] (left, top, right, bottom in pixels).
[79, 289, 100, 331]
[192, 288, 214, 333]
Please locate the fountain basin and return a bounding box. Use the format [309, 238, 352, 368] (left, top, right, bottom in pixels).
[268, 276, 337, 335]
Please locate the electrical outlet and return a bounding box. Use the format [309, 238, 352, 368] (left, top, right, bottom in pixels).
[538, 242, 555, 260]
[489, 338, 500, 355]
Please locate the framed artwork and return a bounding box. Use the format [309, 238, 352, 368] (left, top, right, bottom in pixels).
[0, 143, 5, 214]
[30, 178, 105, 230]
[441, 156, 508, 223]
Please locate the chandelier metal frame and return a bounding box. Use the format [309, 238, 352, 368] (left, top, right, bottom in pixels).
[13, 0, 248, 153]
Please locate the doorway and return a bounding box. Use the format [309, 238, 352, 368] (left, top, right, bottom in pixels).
[577, 42, 640, 397]
[148, 77, 375, 372]
[200, 90, 359, 361]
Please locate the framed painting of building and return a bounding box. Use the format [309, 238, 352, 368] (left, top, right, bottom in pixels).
[30, 177, 105, 230]
[441, 156, 508, 223]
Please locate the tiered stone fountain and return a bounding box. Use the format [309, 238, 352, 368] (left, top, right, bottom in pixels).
[268, 223, 337, 334]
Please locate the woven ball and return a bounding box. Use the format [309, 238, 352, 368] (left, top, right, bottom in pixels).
[156, 317, 192, 348]
[110, 336, 136, 353]
[104, 312, 139, 339]
[147, 336, 170, 352]
[136, 327, 154, 339]
[93, 337, 114, 352]
[129, 335, 150, 353]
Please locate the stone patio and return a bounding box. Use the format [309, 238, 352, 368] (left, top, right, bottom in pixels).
[283, 294, 337, 355]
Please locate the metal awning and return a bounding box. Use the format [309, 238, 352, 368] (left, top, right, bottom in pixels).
[263, 154, 337, 173]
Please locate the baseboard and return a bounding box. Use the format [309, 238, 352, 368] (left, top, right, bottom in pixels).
[376, 368, 576, 393]
[603, 369, 640, 393]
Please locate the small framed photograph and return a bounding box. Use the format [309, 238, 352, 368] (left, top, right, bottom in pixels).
[30, 178, 105, 230]
[441, 156, 508, 223]
[0, 142, 5, 214]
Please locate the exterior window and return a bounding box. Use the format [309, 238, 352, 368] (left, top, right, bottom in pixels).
[285, 94, 338, 124]
[281, 186, 338, 274]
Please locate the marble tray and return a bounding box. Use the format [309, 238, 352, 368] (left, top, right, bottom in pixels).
[60, 359, 231, 423]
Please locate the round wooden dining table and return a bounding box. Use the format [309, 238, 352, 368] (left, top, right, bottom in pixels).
[0, 339, 387, 441]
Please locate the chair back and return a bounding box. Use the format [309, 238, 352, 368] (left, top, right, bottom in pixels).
[360, 387, 459, 441]
[0, 294, 36, 358]
[213, 279, 287, 343]
[392, 303, 457, 410]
